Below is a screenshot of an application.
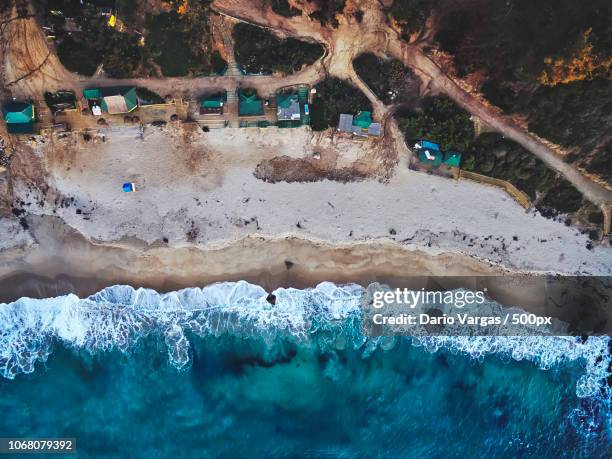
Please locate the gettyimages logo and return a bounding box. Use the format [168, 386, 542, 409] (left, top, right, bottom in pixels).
[372, 288, 487, 309]
[360, 276, 612, 337]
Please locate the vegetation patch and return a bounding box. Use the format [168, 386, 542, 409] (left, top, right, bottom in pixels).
[462, 133, 558, 200]
[48, 0, 226, 77]
[271, 0, 301, 17]
[307, 0, 345, 28]
[56, 36, 101, 76]
[135, 87, 165, 105]
[233, 23, 323, 75]
[396, 96, 474, 152]
[310, 78, 372, 131]
[145, 3, 225, 77]
[434, 0, 609, 81]
[462, 133, 584, 215]
[433, 0, 612, 184]
[353, 53, 420, 105]
[483, 79, 612, 185]
[387, 0, 436, 37]
[53, 4, 142, 77]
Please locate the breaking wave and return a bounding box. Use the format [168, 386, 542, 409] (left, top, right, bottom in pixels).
[1, 281, 610, 437]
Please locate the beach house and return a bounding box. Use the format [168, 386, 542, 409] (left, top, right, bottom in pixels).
[83, 87, 138, 115]
[2, 102, 35, 134]
[200, 92, 226, 115]
[337, 111, 381, 137]
[238, 89, 264, 117]
[414, 140, 462, 169]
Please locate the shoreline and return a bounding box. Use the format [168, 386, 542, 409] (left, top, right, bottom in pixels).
[0, 216, 579, 322]
[0, 215, 512, 302]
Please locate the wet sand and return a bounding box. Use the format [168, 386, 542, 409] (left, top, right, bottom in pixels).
[0, 215, 507, 302]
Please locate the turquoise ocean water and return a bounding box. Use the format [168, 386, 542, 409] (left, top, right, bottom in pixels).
[0, 282, 610, 458]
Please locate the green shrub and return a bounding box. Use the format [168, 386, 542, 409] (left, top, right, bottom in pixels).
[57, 37, 100, 76]
[307, 0, 345, 27]
[310, 78, 372, 131]
[233, 23, 323, 75]
[463, 133, 556, 199]
[271, 0, 301, 17]
[388, 0, 436, 35]
[211, 51, 227, 75]
[135, 87, 164, 105]
[539, 181, 583, 214]
[463, 133, 585, 215]
[353, 53, 420, 105]
[396, 96, 474, 152]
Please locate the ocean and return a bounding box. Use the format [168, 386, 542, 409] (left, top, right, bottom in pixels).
[0, 282, 610, 458]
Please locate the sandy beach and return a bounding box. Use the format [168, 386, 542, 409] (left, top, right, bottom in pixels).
[6, 126, 609, 272]
[0, 125, 610, 303]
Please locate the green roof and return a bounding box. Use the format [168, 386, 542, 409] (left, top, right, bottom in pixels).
[353, 111, 372, 129]
[83, 89, 101, 100]
[201, 99, 223, 108]
[297, 86, 309, 103]
[200, 92, 227, 108]
[3, 102, 34, 124]
[443, 151, 462, 168]
[277, 93, 298, 109]
[239, 90, 264, 116]
[7, 121, 34, 134]
[84, 87, 138, 114]
[418, 149, 443, 167]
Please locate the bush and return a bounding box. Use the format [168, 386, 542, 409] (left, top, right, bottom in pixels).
[434, 0, 612, 185]
[396, 96, 474, 152]
[462, 133, 557, 199]
[482, 78, 612, 184]
[539, 181, 584, 214]
[310, 78, 372, 131]
[57, 37, 100, 76]
[211, 50, 227, 75]
[146, 12, 193, 76]
[464, 133, 585, 215]
[307, 0, 345, 27]
[353, 53, 420, 105]
[55, 5, 142, 78]
[135, 87, 164, 105]
[271, 0, 301, 17]
[233, 23, 323, 75]
[434, 0, 609, 83]
[117, 0, 138, 27]
[387, 0, 436, 35]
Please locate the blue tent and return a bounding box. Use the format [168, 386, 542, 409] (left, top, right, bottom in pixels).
[122, 183, 135, 192]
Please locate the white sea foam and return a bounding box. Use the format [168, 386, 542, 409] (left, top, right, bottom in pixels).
[1, 282, 610, 434]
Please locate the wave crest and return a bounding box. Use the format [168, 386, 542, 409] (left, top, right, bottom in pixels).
[1, 281, 610, 436]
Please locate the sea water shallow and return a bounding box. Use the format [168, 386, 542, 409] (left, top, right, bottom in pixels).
[0, 282, 610, 458]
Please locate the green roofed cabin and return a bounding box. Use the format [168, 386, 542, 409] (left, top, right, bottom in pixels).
[338, 111, 381, 137]
[415, 140, 443, 167]
[2, 102, 35, 134]
[443, 151, 461, 168]
[200, 92, 226, 115]
[83, 87, 138, 115]
[277, 93, 301, 121]
[238, 89, 264, 117]
[353, 111, 372, 129]
[414, 141, 462, 168]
